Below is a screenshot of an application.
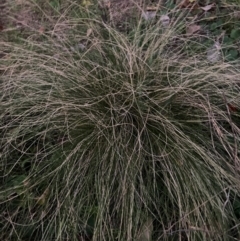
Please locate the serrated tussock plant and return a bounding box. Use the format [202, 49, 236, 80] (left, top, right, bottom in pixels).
[1, 4, 240, 241]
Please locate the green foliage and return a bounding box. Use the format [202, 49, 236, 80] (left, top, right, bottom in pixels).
[49, 0, 60, 11]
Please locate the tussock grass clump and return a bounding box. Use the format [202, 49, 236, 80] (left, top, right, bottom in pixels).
[1, 3, 240, 241]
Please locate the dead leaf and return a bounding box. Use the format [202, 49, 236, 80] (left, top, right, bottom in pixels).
[70, 43, 86, 52]
[82, 0, 92, 8]
[178, 0, 199, 9]
[142, 11, 156, 21]
[146, 6, 158, 11]
[86, 28, 92, 37]
[39, 26, 44, 34]
[160, 15, 170, 27]
[207, 42, 221, 63]
[228, 103, 238, 112]
[233, 11, 240, 19]
[201, 4, 215, 11]
[186, 24, 201, 35]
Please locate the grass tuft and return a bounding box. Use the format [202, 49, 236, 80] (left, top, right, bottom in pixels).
[1, 1, 240, 240]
